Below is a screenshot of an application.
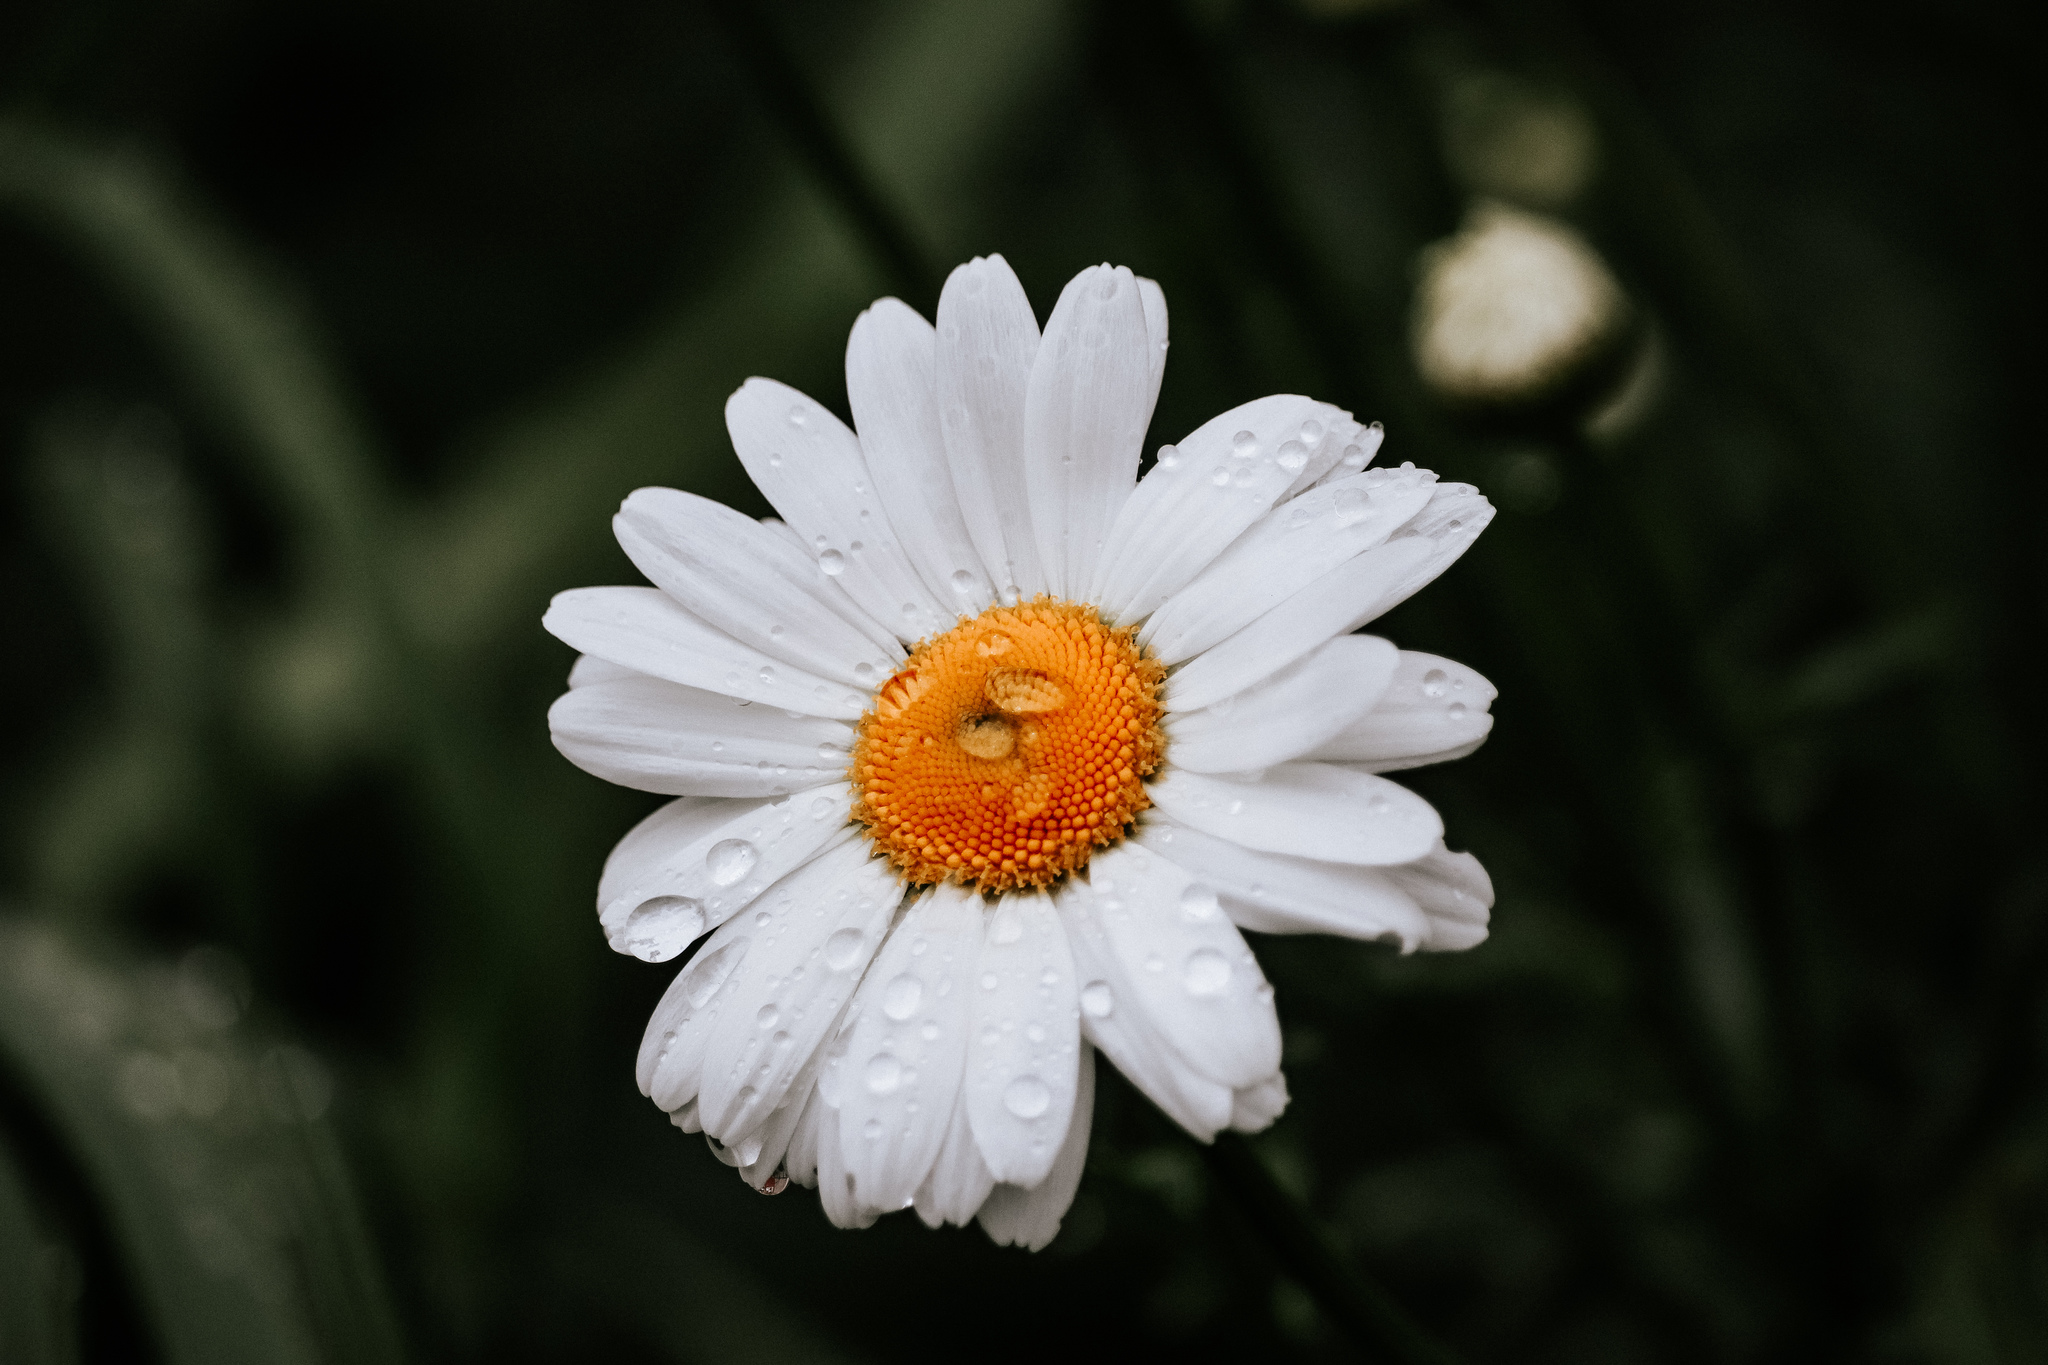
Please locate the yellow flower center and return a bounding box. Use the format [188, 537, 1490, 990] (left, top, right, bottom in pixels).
[850, 598, 1167, 892]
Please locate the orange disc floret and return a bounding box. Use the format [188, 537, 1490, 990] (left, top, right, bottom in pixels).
[849, 597, 1168, 892]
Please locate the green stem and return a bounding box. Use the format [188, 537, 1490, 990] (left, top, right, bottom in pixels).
[1200, 1132, 1465, 1365]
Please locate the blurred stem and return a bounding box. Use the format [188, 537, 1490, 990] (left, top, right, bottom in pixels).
[1200, 1133, 1465, 1365]
[703, 0, 939, 307]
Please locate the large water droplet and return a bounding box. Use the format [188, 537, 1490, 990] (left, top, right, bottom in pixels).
[1299, 419, 1325, 443]
[1003, 1075, 1051, 1119]
[1081, 977, 1115, 1018]
[818, 549, 845, 577]
[1422, 668, 1449, 698]
[1276, 440, 1308, 471]
[865, 1053, 903, 1095]
[1157, 444, 1182, 470]
[758, 665, 776, 685]
[882, 974, 923, 1021]
[1179, 883, 1220, 921]
[1184, 948, 1231, 998]
[951, 568, 976, 595]
[755, 1003, 780, 1029]
[617, 896, 705, 962]
[1448, 701, 1468, 719]
[757, 1169, 790, 1196]
[1231, 430, 1259, 458]
[707, 838, 758, 887]
[824, 928, 865, 971]
[787, 405, 808, 427]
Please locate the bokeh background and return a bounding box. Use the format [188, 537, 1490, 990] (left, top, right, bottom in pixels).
[2, 0, 2042, 1360]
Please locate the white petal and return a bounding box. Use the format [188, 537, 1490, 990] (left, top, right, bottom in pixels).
[1062, 881, 1235, 1138]
[847, 299, 996, 615]
[596, 788, 859, 961]
[784, 1085, 826, 1188]
[1384, 844, 1494, 951]
[1308, 650, 1496, 771]
[1138, 276, 1169, 425]
[815, 1094, 881, 1230]
[1092, 394, 1348, 621]
[1161, 536, 1433, 713]
[567, 652, 641, 688]
[1023, 264, 1154, 597]
[613, 487, 897, 687]
[547, 674, 854, 798]
[1230, 1072, 1288, 1133]
[736, 1054, 830, 1192]
[1142, 464, 1438, 668]
[1166, 635, 1399, 774]
[1132, 816, 1430, 948]
[936, 254, 1045, 600]
[639, 930, 753, 1107]
[695, 842, 906, 1141]
[724, 379, 949, 645]
[977, 1044, 1094, 1252]
[834, 884, 981, 1212]
[964, 891, 1081, 1187]
[1068, 844, 1280, 1089]
[546, 587, 865, 720]
[913, 1088, 997, 1228]
[1147, 763, 1443, 867]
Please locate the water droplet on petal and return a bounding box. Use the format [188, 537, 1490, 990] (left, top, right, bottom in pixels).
[882, 973, 922, 1021]
[824, 928, 865, 971]
[756, 1003, 780, 1029]
[951, 568, 976, 595]
[980, 972, 999, 991]
[854, 661, 875, 681]
[1210, 467, 1230, 487]
[1081, 980, 1115, 1018]
[865, 1053, 903, 1095]
[616, 896, 705, 962]
[1276, 440, 1308, 471]
[757, 1169, 790, 1195]
[1448, 701, 1468, 719]
[1422, 668, 1448, 698]
[1231, 430, 1259, 458]
[1184, 948, 1231, 998]
[787, 406, 808, 427]
[1003, 1075, 1051, 1119]
[707, 838, 758, 887]
[819, 549, 845, 576]
[1179, 883, 1220, 921]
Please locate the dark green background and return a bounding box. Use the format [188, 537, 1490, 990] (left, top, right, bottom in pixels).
[1, 0, 2042, 1361]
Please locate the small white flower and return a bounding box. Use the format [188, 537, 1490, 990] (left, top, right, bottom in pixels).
[545, 255, 1497, 1249]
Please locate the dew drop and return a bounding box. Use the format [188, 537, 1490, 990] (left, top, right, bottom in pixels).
[882, 973, 923, 1021]
[1422, 668, 1449, 698]
[1210, 467, 1230, 487]
[1179, 883, 1220, 921]
[824, 928, 865, 971]
[810, 796, 837, 821]
[1183, 948, 1231, 998]
[616, 896, 705, 962]
[1276, 440, 1308, 471]
[951, 568, 976, 595]
[1003, 1075, 1051, 1119]
[980, 972, 999, 991]
[818, 549, 846, 576]
[755, 1003, 780, 1029]
[758, 1170, 790, 1195]
[1157, 444, 1182, 470]
[1231, 430, 1259, 458]
[865, 1053, 903, 1095]
[854, 661, 875, 681]
[1448, 701, 1468, 719]
[1299, 419, 1324, 443]
[707, 838, 758, 887]
[758, 665, 776, 685]
[1230, 465, 1255, 487]
[787, 406, 807, 427]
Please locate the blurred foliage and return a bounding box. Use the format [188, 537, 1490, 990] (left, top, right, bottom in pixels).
[0, 0, 2042, 1361]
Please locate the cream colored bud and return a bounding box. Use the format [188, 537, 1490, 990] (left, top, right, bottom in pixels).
[1412, 203, 1629, 404]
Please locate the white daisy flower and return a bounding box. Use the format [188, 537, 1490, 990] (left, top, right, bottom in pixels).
[544, 255, 1497, 1250]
